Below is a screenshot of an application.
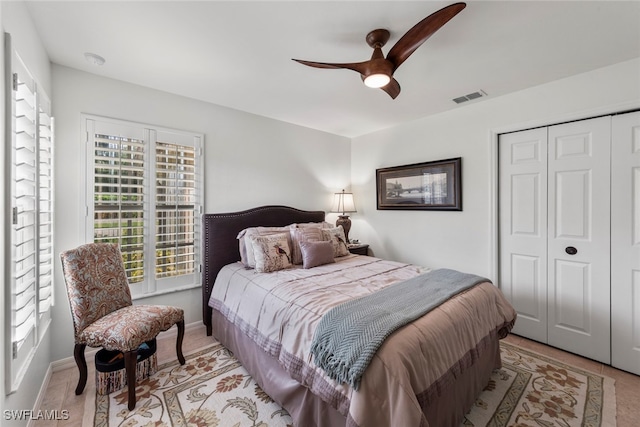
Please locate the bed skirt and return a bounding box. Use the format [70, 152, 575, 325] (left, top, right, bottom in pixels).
[211, 308, 502, 427]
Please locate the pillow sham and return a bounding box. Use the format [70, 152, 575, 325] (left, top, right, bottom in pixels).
[249, 233, 293, 273]
[294, 221, 334, 229]
[290, 227, 323, 265]
[238, 225, 294, 268]
[321, 226, 350, 257]
[299, 240, 335, 269]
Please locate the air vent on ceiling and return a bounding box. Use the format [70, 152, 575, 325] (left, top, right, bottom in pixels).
[453, 90, 487, 104]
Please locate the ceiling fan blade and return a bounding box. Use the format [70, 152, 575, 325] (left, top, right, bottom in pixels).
[380, 78, 401, 99]
[386, 2, 466, 70]
[292, 59, 370, 75]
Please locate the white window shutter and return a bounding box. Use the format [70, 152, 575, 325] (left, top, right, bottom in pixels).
[90, 120, 147, 286]
[84, 116, 203, 297]
[37, 88, 54, 327]
[12, 61, 38, 350]
[154, 138, 197, 279]
[5, 39, 54, 393]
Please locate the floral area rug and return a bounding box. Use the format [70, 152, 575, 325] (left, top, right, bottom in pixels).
[84, 340, 616, 427]
[83, 343, 292, 427]
[463, 341, 616, 427]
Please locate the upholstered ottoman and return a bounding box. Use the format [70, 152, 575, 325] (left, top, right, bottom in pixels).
[95, 339, 157, 395]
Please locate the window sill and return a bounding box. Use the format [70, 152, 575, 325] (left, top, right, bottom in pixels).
[132, 283, 201, 301]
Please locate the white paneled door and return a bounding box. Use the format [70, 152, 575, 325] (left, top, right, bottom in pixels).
[499, 116, 613, 364]
[499, 128, 548, 342]
[611, 111, 640, 375]
[546, 117, 611, 363]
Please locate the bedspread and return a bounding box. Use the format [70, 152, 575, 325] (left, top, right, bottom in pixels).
[209, 255, 516, 426]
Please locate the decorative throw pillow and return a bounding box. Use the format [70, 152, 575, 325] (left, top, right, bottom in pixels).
[290, 227, 323, 265]
[321, 226, 350, 257]
[249, 233, 293, 273]
[238, 226, 293, 268]
[294, 221, 334, 229]
[299, 240, 335, 269]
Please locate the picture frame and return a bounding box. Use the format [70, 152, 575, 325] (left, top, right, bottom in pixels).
[376, 157, 462, 211]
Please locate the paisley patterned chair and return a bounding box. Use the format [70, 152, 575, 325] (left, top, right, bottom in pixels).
[60, 243, 186, 410]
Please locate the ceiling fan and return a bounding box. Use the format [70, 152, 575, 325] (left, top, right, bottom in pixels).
[292, 2, 466, 99]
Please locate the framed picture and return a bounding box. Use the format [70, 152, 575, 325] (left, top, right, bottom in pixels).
[376, 157, 462, 210]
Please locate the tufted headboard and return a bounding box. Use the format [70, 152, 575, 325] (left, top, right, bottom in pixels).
[201, 205, 325, 335]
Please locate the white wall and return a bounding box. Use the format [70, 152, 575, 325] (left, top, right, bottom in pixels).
[1, 2, 6, 418]
[51, 65, 350, 361]
[1, 2, 53, 424]
[351, 58, 640, 280]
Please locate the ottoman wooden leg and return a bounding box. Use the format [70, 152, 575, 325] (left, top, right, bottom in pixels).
[124, 350, 138, 410]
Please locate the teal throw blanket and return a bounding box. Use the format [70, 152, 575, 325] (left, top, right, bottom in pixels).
[310, 268, 488, 390]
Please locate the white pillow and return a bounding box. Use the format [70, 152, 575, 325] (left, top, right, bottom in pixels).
[249, 233, 293, 273]
[294, 221, 334, 229]
[238, 225, 293, 268]
[290, 227, 323, 265]
[321, 226, 350, 257]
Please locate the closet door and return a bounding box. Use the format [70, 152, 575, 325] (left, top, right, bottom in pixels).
[611, 111, 640, 375]
[499, 128, 548, 342]
[547, 117, 611, 364]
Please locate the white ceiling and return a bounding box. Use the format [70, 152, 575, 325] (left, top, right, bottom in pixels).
[25, 0, 640, 138]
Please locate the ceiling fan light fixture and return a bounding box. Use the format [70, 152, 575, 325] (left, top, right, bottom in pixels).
[364, 73, 391, 88]
[292, 2, 466, 99]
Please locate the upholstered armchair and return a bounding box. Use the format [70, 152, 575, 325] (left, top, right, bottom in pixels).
[60, 243, 186, 410]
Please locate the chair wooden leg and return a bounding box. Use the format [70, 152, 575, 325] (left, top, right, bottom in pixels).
[176, 319, 186, 365]
[73, 344, 87, 395]
[124, 350, 138, 410]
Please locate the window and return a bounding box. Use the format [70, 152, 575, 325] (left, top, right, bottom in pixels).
[84, 116, 203, 298]
[5, 36, 54, 393]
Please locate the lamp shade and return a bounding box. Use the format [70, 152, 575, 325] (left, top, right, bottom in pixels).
[330, 190, 356, 215]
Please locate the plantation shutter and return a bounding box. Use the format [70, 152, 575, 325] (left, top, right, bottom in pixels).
[11, 54, 38, 363]
[154, 131, 198, 282]
[85, 116, 202, 297]
[5, 36, 55, 393]
[37, 88, 54, 324]
[88, 120, 147, 289]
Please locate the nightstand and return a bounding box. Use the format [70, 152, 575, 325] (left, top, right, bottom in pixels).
[348, 243, 369, 256]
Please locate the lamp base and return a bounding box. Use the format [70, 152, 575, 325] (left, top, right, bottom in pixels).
[336, 215, 352, 243]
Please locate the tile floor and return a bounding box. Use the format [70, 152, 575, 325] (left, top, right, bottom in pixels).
[32, 325, 639, 426]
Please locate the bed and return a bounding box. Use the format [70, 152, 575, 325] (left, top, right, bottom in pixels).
[202, 205, 516, 427]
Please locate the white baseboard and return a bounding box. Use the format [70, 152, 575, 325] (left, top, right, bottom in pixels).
[26, 364, 54, 427]
[156, 320, 204, 342]
[50, 346, 99, 373]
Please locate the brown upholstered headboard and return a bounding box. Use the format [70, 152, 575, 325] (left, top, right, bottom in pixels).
[202, 205, 325, 335]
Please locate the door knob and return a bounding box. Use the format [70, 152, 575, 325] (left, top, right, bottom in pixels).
[565, 246, 578, 255]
